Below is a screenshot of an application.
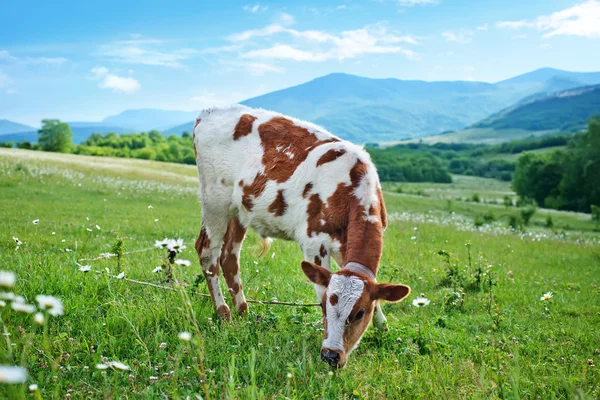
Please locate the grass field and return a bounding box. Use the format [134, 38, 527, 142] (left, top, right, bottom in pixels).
[391, 128, 561, 145]
[1, 149, 599, 399]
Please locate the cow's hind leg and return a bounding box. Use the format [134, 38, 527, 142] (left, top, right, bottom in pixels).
[195, 220, 231, 320]
[220, 217, 248, 314]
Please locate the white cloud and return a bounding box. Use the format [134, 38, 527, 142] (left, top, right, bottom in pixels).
[235, 22, 418, 62]
[96, 36, 198, 68]
[397, 0, 438, 6]
[497, 0, 600, 38]
[90, 66, 140, 94]
[0, 50, 67, 66]
[512, 34, 527, 40]
[539, 43, 553, 49]
[442, 29, 473, 44]
[476, 24, 488, 31]
[243, 4, 268, 12]
[242, 62, 284, 75]
[0, 71, 10, 88]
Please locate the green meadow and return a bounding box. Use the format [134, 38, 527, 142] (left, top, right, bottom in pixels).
[1, 148, 599, 399]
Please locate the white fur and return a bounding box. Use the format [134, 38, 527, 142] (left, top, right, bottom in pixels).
[322, 275, 365, 352]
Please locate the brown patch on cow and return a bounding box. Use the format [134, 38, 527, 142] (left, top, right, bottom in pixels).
[314, 255, 322, 265]
[237, 302, 248, 314]
[241, 173, 268, 211]
[319, 244, 327, 258]
[329, 293, 338, 306]
[258, 117, 339, 183]
[268, 189, 287, 216]
[195, 226, 211, 262]
[305, 160, 383, 274]
[302, 183, 313, 198]
[233, 114, 257, 141]
[221, 178, 226, 185]
[316, 148, 346, 167]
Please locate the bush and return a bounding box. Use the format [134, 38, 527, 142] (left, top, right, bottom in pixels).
[0, 142, 14, 148]
[592, 205, 600, 224]
[503, 196, 513, 208]
[471, 193, 480, 203]
[545, 215, 554, 228]
[508, 215, 523, 230]
[16, 141, 33, 149]
[520, 206, 537, 226]
[483, 211, 496, 224]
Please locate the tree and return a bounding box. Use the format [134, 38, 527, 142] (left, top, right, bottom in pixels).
[38, 119, 73, 153]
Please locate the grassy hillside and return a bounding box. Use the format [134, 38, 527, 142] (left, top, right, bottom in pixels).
[0, 149, 599, 398]
[473, 85, 600, 132]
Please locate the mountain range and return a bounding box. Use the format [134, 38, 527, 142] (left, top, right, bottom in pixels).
[1, 67, 600, 145]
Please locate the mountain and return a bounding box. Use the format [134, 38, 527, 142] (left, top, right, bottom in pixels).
[167, 68, 600, 143]
[473, 84, 600, 132]
[102, 109, 198, 131]
[0, 120, 36, 135]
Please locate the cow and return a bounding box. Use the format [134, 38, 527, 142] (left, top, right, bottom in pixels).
[192, 105, 411, 368]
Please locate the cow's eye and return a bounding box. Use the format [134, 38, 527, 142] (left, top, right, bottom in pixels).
[355, 310, 365, 321]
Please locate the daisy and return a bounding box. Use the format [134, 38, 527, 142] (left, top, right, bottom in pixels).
[0, 292, 16, 301]
[35, 295, 64, 316]
[12, 237, 22, 245]
[540, 292, 553, 301]
[174, 259, 191, 267]
[33, 312, 45, 325]
[167, 239, 186, 253]
[412, 297, 430, 307]
[154, 238, 169, 249]
[148, 205, 153, 209]
[116, 272, 125, 280]
[79, 265, 92, 273]
[0, 365, 27, 383]
[178, 332, 192, 342]
[32, 219, 39, 225]
[152, 266, 163, 273]
[0, 271, 16, 288]
[0, 301, 5, 307]
[11, 302, 36, 314]
[95, 225, 101, 230]
[96, 364, 109, 370]
[29, 384, 38, 391]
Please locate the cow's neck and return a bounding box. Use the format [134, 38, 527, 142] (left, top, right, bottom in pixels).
[342, 205, 383, 278]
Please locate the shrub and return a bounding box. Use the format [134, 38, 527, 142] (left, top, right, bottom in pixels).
[545, 215, 554, 228]
[471, 193, 480, 203]
[520, 206, 537, 226]
[592, 205, 600, 224]
[503, 196, 513, 208]
[508, 215, 523, 230]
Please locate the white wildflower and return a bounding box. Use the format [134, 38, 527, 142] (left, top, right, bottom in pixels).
[32, 219, 39, 225]
[154, 238, 169, 249]
[96, 364, 109, 370]
[412, 297, 430, 307]
[0, 292, 16, 301]
[86, 228, 92, 232]
[159, 342, 167, 349]
[36, 295, 64, 316]
[11, 302, 36, 314]
[95, 225, 101, 230]
[29, 383, 38, 391]
[0, 271, 16, 288]
[33, 312, 45, 325]
[116, 272, 125, 280]
[79, 265, 92, 273]
[178, 332, 192, 342]
[0, 301, 5, 307]
[287, 372, 292, 379]
[109, 361, 130, 371]
[540, 291, 553, 301]
[167, 238, 186, 253]
[152, 266, 163, 273]
[0, 365, 27, 383]
[12, 237, 22, 245]
[174, 259, 191, 267]
[148, 205, 153, 209]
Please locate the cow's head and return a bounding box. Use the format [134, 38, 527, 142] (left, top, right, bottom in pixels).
[302, 261, 410, 368]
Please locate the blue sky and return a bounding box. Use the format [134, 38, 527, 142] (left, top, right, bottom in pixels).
[1, 0, 599, 126]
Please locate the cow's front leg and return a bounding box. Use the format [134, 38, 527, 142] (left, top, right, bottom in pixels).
[220, 217, 248, 314]
[195, 225, 231, 320]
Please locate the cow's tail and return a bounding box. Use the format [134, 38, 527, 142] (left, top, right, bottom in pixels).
[258, 237, 273, 257]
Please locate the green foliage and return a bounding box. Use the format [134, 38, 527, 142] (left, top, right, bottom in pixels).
[592, 205, 600, 224]
[471, 193, 481, 203]
[367, 146, 452, 183]
[508, 215, 523, 230]
[503, 195, 513, 208]
[0, 141, 14, 148]
[512, 117, 600, 213]
[16, 141, 33, 149]
[520, 206, 537, 226]
[545, 215, 554, 228]
[38, 119, 74, 153]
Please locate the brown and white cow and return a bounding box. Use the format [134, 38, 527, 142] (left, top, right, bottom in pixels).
[192, 105, 411, 368]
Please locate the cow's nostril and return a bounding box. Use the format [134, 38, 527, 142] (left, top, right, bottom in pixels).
[320, 349, 340, 367]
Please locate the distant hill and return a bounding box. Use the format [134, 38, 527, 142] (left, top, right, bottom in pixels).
[102, 109, 198, 131]
[0, 120, 35, 135]
[168, 68, 600, 143]
[3, 67, 600, 144]
[473, 84, 600, 132]
[0, 124, 137, 145]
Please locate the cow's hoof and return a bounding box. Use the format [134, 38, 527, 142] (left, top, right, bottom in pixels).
[236, 302, 248, 315]
[217, 305, 232, 321]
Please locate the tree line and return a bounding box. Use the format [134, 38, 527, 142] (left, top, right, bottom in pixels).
[512, 118, 600, 213]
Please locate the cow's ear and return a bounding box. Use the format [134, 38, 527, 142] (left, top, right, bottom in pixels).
[374, 283, 411, 302]
[301, 261, 331, 287]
